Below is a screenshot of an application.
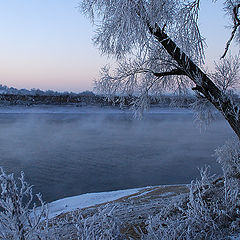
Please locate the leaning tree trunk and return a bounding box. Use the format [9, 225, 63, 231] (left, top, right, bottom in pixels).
[148, 24, 240, 139]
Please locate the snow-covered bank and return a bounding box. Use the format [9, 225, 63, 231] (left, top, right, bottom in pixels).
[47, 187, 146, 219]
[45, 184, 190, 238]
[47, 184, 190, 219]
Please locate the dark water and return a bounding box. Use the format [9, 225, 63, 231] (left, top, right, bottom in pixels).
[0, 111, 234, 202]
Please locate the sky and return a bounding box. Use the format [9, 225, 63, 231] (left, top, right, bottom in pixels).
[0, 0, 238, 93]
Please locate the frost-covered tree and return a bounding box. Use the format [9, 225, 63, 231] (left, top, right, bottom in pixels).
[211, 54, 240, 94]
[80, 0, 240, 139]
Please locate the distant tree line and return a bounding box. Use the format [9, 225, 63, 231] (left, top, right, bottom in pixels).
[0, 92, 194, 107]
[0, 84, 95, 96]
[0, 84, 238, 108]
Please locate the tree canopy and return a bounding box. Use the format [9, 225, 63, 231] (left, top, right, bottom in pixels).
[80, 0, 240, 138]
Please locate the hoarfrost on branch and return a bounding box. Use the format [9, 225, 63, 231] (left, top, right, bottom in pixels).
[80, 0, 240, 138]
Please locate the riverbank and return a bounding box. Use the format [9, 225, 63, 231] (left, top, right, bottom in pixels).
[48, 184, 189, 239]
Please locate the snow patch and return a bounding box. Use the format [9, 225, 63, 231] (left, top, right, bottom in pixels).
[48, 188, 144, 218]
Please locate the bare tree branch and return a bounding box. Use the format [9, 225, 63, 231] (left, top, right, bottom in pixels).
[221, 4, 240, 59]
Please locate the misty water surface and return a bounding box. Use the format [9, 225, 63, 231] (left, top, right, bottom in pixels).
[0, 108, 235, 202]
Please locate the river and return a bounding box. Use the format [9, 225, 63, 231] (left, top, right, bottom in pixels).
[0, 106, 234, 202]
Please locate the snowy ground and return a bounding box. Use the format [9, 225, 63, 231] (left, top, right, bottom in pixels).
[47, 187, 146, 219]
[46, 184, 190, 239]
[47, 184, 240, 240]
[47, 184, 189, 219]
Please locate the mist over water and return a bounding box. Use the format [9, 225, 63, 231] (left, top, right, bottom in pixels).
[0, 110, 234, 202]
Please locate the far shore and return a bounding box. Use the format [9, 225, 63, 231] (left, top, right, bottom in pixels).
[0, 104, 194, 114]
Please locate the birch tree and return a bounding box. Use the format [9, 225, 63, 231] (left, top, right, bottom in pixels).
[80, 0, 240, 139]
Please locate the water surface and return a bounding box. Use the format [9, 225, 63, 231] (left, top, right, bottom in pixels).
[0, 107, 234, 202]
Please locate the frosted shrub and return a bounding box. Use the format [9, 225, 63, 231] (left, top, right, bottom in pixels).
[143, 165, 240, 240]
[216, 139, 240, 180]
[0, 168, 50, 240]
[56, 204, 122, 240]
[0, 168, 122, 239]
[215, 139, 240, 234]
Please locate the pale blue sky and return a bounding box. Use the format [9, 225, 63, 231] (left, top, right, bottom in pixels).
[0, 0, 238, 92]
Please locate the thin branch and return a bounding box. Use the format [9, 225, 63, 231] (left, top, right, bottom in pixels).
[221, 4, 240, 59]
[234, 4, 240, 25]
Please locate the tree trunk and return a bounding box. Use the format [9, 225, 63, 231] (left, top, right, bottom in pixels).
[148, 25, 240, 139]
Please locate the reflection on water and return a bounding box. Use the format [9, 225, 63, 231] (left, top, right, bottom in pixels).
[0, 111, 234, 202]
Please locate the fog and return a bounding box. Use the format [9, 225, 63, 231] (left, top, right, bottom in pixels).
[0, 111, 234, 202]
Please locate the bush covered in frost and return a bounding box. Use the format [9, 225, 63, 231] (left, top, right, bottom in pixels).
[142, 139, 240, 240]
[0, 168, 50, 240]
[0, 168, 122, 239]
[54, 204, 121, 240]
[216, 139, 240, 180]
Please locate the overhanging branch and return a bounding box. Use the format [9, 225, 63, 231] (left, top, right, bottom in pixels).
[145, 19, 240, 138]
[221, 4, 240, 59]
